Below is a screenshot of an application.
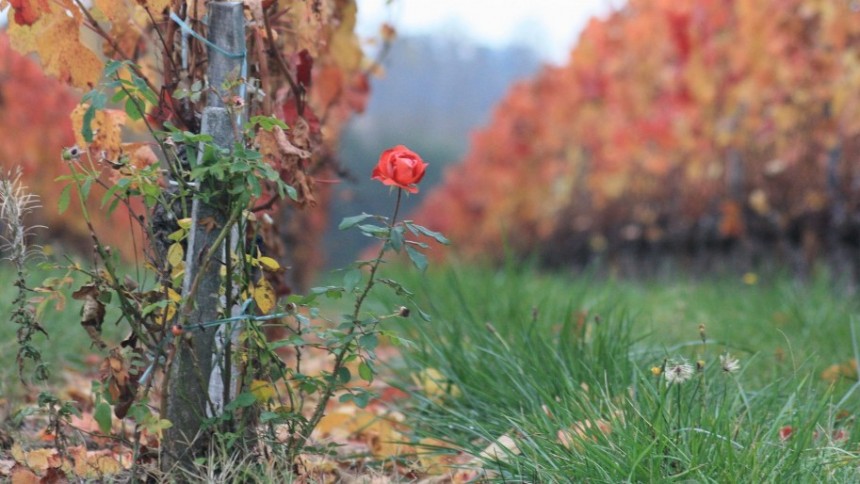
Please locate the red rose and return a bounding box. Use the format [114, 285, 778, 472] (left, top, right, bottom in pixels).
[371, 145, 428, 193]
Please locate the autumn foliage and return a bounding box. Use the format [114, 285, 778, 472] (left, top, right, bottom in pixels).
[0, 0, 371, 287]
[415, 0, 860, 272]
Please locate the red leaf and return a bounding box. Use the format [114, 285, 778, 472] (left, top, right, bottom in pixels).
[296, 49, 313, 89]
[9, 0, 49, 26]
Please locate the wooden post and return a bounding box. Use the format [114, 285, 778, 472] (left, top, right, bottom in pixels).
[162, 2, 245, 471]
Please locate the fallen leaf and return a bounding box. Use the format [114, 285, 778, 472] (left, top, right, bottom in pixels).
[412, 368, 461, 401]
[68, 446, 124, 479]
[0, 459, 15, 476]
[558, 418, 612, 450]
[478, 433, 520, 462]
[9, 465, 39, 484]
[314, 406, 412, 459]
[10, 444, 58, 473]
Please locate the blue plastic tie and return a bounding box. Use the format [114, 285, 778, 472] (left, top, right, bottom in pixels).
[139, 298, 291, 385]
[168, 12, 248, 110]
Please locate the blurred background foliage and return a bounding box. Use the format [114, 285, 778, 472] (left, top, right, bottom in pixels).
[4, 0, 860, 281]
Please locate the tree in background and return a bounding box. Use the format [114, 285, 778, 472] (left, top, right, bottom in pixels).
[415, 0, 860, 277]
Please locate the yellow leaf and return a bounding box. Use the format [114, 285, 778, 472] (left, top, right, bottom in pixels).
[157, 303, 176, 325]
[329, 0, 363, 71]
[170, 261, 185, 281]
[250, 379, 276, 402]
[68, 446, 124, 479]
[177, 218, 192, 230]
[415, 437, 459, 474]
[315, 407, 411, 458]
[139, 0, 172, 15]
[70, 105, 128, 161]
[12, 446, 56, 473]
[93, 0, 129, 25]
[8, 3, 102, 89]
[258, 256, 280, 271]
[412, 368, 461, 401]
[167, 242, 184, 268]
[253, 276, 276, 314]
[167, 287, 181, 303]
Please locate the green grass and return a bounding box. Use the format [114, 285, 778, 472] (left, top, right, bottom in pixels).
[0, 259, 127, 400]
[371, 263, 860, 482]
[5, 258, 860, 481]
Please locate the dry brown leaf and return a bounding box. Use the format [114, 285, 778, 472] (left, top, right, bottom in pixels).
[199, 216, 219, 233]
[0, 458, 15, 477]
[9, 465, 40, 484]
[557, 418, 613, 450]
[72, 283, 106, 348]
[294, 453, 339, 482]
[273, 125, 311, 159]
[478, 433, 520, 462]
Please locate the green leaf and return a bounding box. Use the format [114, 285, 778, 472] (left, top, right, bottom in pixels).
[389, 225, 404, 252]
[82, 104, 97, 143]
[338, 213, 373, 230]
[225, 392, 257, 411]
[125, 97, 144, 121]
[343, 268, 362, 292]
[405, 245, 428, 272]
[353, 389, 372, 408]
[378, 278, 414, 296]
[406, 222, 451, 245]
[103, 60, 125, 78]
[417, 307, 432, 322]
[111, 89, 128, 104]
[358, 224, 389, 238]
[358, 361, 374, 382]
[336, 366, 351, 384]
[358, 333, 378, 351]
[94, 401, 112, 434]
[80, 177, 93, 201]
[57, 185, 72, 214]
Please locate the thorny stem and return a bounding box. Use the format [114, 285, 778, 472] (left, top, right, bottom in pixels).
[295, 188, 404, 454]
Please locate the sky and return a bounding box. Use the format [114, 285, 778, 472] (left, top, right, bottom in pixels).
[355, 0, 616, 63]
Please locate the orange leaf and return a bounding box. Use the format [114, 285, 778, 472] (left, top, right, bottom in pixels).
[8, 3, 101, 88]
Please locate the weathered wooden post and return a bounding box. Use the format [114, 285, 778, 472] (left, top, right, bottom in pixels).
[162, 2, 245, 470]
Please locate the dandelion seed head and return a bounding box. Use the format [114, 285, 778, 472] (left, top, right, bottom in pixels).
[720, 353, 741, 373]
[665, 361, 694, 385]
